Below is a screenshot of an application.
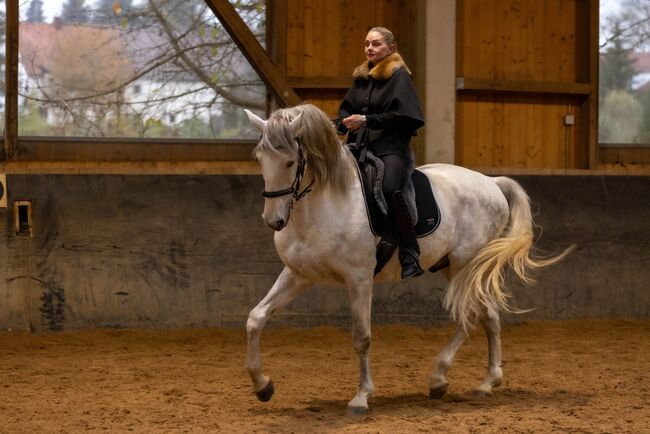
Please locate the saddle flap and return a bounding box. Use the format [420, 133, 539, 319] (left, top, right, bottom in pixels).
[356, 160, 440, 238]
[411, 169, 441, 237]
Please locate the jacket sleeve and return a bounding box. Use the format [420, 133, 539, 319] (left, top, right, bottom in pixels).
[365, 111, 423, 131]
[336, 85, 358, 134]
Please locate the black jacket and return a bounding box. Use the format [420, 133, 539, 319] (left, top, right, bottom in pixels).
[337, 53, 424, 157]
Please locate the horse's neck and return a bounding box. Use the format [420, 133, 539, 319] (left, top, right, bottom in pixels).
[290, 149, 362, 229]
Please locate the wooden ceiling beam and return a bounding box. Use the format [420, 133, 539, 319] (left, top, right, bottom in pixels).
[456, 78, 591, 96]
[204, 0, 301, 107]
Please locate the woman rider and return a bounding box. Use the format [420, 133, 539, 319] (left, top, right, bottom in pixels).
[337, 27, 425, 279]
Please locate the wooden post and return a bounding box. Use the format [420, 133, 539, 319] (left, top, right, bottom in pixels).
[4, 0, 19, 161]
[266, 0, 288, 113]
[424, 0, 456, 165]
[588, 0, 600, 169]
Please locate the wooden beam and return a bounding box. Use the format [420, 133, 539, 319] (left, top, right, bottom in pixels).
[573, 0, 595, 169]
[4, 0, 19, 161]
[1, 160, 261, 175]
[268, 0, 287, 75]
[465, 166, 650, 176]
[600, 146, 650, 165]
[266, 0, 287, 112]
[588, 0, 600, 169]
[14, 137, 257, 163]
[204, 0, 301, 107]
[456, 78, 591, 96]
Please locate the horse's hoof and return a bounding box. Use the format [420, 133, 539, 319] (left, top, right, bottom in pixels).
[255, 380, 275, 402]
[429, 384, 448, 399]
[347, 405, 369, 416]
[472, 389, 492, 399]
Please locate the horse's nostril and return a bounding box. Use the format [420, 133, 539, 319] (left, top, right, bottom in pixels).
[265, 218, 285, 231]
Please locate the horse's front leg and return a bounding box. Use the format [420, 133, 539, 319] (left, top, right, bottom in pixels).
[345, 276, 375, 415]
[246, 266, 310, 402]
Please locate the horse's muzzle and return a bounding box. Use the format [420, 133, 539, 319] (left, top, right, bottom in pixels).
[263, 206, 291, 232]
[265, 218, 287, 231]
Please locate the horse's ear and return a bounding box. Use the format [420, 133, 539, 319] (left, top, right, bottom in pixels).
[289, 111, 303, 137]
[244, 109, 267, 132]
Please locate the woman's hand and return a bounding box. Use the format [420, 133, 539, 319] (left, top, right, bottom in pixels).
[342, 114, 366, 131]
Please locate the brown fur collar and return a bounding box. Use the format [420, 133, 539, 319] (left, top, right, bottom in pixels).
[352, 53, 412, 80]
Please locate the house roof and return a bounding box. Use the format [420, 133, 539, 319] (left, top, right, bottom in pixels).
[19, 21, 255, 85]
[20, 22, 131, 73]
[630, 51, 650, 73]
[19, 22, 60, 77]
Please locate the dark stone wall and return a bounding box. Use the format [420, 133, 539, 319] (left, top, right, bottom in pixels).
[0, 174, 648, 331]
[506, 176, 650, 321]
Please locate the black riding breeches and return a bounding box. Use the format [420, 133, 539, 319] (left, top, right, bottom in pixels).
[380, 154, 409, 199]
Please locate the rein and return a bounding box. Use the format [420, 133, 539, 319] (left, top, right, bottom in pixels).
[261, 136, 314, 203]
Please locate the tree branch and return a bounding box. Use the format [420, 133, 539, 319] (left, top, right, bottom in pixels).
[148, 0, 265, 110]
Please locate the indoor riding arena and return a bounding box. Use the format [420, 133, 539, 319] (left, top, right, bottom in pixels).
[0, 1, 649, 433]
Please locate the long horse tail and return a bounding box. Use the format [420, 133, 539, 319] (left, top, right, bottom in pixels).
[443, 176, 573, 332]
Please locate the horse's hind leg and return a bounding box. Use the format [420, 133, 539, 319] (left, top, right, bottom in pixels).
[346, 276, 375, 415]
[246, 267, 310, 402]
[429, 325, 468, 399]
[474, 303, 503, 397]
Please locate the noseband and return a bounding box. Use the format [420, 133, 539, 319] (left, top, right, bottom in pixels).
[261, 137, 314, 203]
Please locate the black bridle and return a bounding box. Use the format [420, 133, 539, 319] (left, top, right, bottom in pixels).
[261, 137, 314, 203]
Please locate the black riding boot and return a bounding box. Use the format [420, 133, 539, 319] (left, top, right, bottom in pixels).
[374, 233, 397, 275]
[388, 191, 424, 279]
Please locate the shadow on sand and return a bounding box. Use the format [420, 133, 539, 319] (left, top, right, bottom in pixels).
[248, 387, 594, 431]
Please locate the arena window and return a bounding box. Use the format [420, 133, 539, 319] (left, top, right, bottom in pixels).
[3, 0, 276, 173]
[599, 0, 650, 166]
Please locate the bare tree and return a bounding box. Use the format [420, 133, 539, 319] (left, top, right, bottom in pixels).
[600, 0, 650, 50]
[599, 0, 650, 145]
[19, 0, 267, 138]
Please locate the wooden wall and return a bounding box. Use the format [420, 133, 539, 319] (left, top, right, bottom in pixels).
[271, 0, 423, 118]
[271, 0, 604, 170]
[457, 94, 584, 168]
[455, 0, 598, 169]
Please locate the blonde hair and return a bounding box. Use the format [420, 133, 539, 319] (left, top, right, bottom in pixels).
[368, 26, 396, 47]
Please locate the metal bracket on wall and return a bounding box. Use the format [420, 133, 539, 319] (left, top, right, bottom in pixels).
[0, 173, 6, 208]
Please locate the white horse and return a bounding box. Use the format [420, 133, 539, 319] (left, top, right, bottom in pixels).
[243, 104, 570, 414]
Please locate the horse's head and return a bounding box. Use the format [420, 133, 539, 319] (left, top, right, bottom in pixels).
[245, 108, 304, 231]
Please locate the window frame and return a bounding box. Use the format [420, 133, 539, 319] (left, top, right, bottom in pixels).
[597, 0, 650, 166]
[1, 0, 299, 174]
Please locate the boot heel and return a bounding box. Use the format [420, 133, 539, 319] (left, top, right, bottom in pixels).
[399, 249, 424, 279]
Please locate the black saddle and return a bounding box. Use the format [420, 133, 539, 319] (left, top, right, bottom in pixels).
[354, 158, 441, 239]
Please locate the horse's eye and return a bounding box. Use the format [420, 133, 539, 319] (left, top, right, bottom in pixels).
[286, 160, 295, 168]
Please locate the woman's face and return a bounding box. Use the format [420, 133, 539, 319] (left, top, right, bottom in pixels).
[365, 31, 394, 64]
